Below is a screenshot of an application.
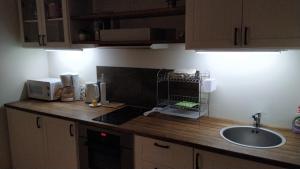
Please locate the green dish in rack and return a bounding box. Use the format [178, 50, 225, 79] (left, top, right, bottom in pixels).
[175, 101, 198, 108]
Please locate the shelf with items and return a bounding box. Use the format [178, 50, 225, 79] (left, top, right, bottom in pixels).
[69, 0, 185, 46]
[71, 25, 185, 46]
[71, 6, 185, 21]
[156, 69, 211, 119]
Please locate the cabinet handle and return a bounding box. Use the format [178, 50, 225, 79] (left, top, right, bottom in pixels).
[41, 35, 46, 46]
[36, 117, 41, 129]
[154, 142, 170, 149]
[234, 28, 239, 46]
[37, 35, 42, 46]
[244, 27, 249, 45]
[69, 124, 74, 137]
[196, 153, 201, 169]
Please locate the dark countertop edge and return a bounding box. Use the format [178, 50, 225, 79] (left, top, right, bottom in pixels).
[4, 103, 300, 169]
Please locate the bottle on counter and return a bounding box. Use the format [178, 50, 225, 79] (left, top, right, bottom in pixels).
[99, 73, 109, 105]
[292, 106, 300, 134]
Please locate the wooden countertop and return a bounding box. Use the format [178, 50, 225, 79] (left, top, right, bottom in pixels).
[5, 100, 300, 168]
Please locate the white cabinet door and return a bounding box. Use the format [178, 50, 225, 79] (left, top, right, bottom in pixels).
[194, 149, 286, 169]
[18, 0, 70, 48]
[18, 0, 45, 47]
[7, 108, 46, 169]
[44, 116, 79, 169]
[135, 136, 193, 169]
[186, 0, 243, 49]
[40, 0, 70, 47]
[243, 0, 300, 48]
[194, 149, 240, 169]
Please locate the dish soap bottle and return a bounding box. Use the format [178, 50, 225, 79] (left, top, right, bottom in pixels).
[292, 106, 300, 134]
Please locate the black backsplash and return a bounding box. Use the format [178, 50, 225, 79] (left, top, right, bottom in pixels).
[97, 66, 160, 108]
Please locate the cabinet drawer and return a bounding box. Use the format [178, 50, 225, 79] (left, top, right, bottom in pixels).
[136, 136, 193, 169]
[142, 161, 172, 169]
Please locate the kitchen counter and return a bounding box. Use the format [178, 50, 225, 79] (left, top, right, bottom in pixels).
[5, 100, 300, 168]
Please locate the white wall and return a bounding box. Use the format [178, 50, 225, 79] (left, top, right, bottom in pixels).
[47, 45, 300, 129]
[0, 0, 49, 169]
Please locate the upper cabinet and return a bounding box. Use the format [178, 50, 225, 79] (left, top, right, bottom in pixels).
[69, 0, 185, 47]
[243, 0, 300, 48]
[18, 0, 70, 48]
[19, 0, 300, 49]
[186, 0, 243, 49]
[186, 0, 300, 49]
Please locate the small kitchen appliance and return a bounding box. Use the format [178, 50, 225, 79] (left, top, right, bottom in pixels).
[60, 73, 80, 102]
[85, 82, 100, 103]
[27, 78, 62, 101]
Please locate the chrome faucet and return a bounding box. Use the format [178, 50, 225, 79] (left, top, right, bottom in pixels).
[252, 113, 262, 129]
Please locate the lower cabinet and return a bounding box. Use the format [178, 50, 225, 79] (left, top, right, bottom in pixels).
[134, 136, 286, 169]
[194, 149, 286, 169]
[7, 108, 79, 169]
[135, 136, 194, 169]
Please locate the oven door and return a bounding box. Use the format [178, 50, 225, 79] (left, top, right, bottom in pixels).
[87, 142, 121, 169]
[79, 126, 133, 169]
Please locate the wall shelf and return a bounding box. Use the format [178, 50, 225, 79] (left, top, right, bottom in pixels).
[47, 17, 63, 21]
[23, 19, 38, 23]
[71, 6, 185, 21]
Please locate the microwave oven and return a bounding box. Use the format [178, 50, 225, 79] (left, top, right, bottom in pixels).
[27, 78, 62, 101]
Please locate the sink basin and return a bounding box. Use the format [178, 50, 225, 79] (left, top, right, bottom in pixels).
[220, 126, 286, 149]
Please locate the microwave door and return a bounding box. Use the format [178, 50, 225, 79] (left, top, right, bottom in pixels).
[28, 82, 49, 100]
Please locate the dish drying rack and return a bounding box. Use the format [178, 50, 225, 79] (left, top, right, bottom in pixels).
[156, 69, 210, 119]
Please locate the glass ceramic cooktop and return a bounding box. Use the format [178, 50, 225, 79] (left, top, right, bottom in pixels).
[93, 106, 149, 125]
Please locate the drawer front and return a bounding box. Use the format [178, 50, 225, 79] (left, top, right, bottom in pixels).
[142, 161, 173, 169]
[137, 136, 193, 169]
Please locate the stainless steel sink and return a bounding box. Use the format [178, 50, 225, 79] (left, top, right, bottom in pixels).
[220, 126, 286, 149]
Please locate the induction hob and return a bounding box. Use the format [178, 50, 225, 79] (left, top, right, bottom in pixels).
[93, 106, 150, 125]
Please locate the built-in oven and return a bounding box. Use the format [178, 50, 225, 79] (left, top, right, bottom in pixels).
[79, 124, 134, 169]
